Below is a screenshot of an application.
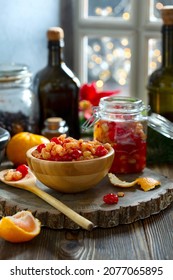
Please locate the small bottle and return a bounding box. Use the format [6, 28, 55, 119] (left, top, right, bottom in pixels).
[34, 27, 80, 139]
[41, 117, 69, 139]
[147, 6, 173, 121]
[93, 96, 148, 174]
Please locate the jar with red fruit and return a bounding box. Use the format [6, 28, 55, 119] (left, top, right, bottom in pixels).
[93, 96, 149, 174]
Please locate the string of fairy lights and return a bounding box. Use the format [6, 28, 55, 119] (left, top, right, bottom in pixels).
[87, 0, 169, 90]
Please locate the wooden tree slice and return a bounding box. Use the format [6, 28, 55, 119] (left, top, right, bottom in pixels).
[0, 168, 173, 229]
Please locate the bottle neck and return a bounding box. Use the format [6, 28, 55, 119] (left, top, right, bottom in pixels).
[48, 39, 64, 66]
[162, 25, 173, 67]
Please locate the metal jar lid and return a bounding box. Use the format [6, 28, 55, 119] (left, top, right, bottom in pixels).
[0, 63, 32, 84]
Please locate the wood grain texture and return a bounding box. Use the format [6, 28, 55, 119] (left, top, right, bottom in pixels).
[0, 222, 151, 260]
[0, 204, 173, 260]
[0, 168, 173, 229]
[0, 163, 173, 260]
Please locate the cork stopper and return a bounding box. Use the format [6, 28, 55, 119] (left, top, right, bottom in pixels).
[45, 117, 65, 130]
[47, 27, 64, 41]
[161, 6, 173, 25]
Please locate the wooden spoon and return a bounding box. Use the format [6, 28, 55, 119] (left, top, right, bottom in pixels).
[0, 169, 94, 231]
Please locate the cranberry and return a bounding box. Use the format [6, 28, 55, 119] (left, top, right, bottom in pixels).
[50, 137, 62, 145]
[95, 145, 108, 157]
[16, 164, 28, 178]
[37, 143, 46, 153]
[71, 149, 82, 160]
[108, 122, 116, 141]
[61, 154, 73, 161]
[117, 127, 124, 136]
[103, 193, 119, 204]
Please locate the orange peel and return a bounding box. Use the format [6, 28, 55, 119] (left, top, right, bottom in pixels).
[108, 173, 161, 192]
[0, 210, 41, 243]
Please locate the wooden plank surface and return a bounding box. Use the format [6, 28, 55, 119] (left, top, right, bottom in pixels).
[0, 164, 173, 260]
[0, 204, 173, 260]
[0, 167, 173, 229]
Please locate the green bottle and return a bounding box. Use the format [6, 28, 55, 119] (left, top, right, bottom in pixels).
[147, 6, 173, 164]
[148, 6, 173, 121]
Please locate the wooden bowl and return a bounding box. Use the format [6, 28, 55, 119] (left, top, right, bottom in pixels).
[26, 146, 114, 193]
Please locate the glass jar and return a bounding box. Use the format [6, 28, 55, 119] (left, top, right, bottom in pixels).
[41, 117, 69, 139]
[0, 63, 39, 136]
[147, 113, 173, 164]
[93, 96, 149, 174]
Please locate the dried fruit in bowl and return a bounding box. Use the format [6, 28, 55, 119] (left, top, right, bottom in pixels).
[32, 134, 112, 161]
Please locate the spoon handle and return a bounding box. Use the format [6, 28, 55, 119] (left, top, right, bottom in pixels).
[20, 183, 94, 231]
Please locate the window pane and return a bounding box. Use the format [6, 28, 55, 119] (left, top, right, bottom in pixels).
[150, 0, 173, 21]
[148, 38, 161, 75]
[87, 36, 131, 94]
[87, 0, 131, 20]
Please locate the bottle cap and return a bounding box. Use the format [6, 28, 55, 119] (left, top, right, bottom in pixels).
[47, 27, 64, 41]
[161, 6, 173, 25]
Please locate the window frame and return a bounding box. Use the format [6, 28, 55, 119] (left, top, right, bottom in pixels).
[73, 0, 162, 104]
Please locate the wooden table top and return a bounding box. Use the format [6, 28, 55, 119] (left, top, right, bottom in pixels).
[0, 163, 173, 260]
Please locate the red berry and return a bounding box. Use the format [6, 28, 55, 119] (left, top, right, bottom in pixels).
[95, 145, 108, 157]
[103, 193, 119, 204]
[16, 164, 28, 178]
[50, 137, 62, 145]
[117, 127, 126, 137]
[61, 154, 73, 161]
[37, 143, 46, 153]
[71, 149, 82, 160]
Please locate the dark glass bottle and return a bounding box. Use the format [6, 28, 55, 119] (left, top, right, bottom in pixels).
[147, 6, 173, 164]
[147, 6, 173, 121]
[34, 27, 80, 139]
